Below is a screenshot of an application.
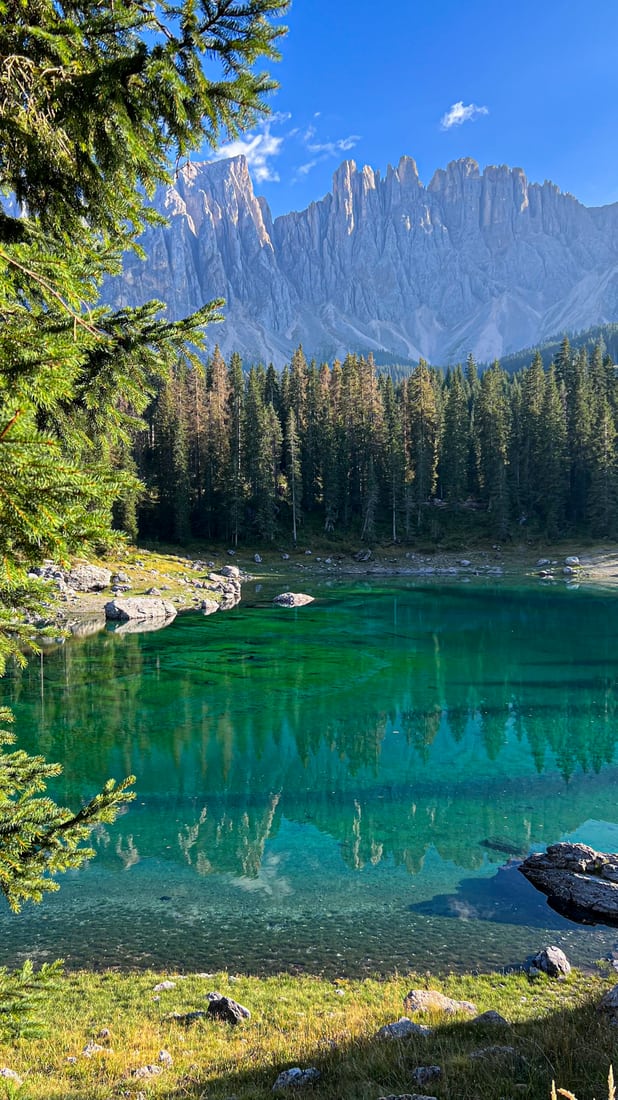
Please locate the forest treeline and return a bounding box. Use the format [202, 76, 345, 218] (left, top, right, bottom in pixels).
[125, 336, 618, 545]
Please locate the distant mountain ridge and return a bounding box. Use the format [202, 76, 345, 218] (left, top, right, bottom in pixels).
[104, 154, 618, 366]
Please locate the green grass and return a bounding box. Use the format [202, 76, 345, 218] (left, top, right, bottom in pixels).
[0, 967, 616, 1099]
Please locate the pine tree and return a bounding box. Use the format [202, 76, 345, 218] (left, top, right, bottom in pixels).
[284, 409, 302, 544]
[0, 0, 288, 903]
[477, 363, 511, 537]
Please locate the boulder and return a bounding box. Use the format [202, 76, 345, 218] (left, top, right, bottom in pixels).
[67, 563, 112, 591]
[376, 1018, 432, 1040]
[531, 946, 571, 977]
[353, 549, 372, 562]
[272, 1067, 320, 1090]
[273, 592, 315, 607]
[564, 556, 580, 566]
[219, 565, 241, 579]
[104, 598, 177, 622]
[471, 1010, 509, 1026]
[201, 599, 219, 615]
[206, 992, 251, 1025]
[598, 983, 618, 1019]
[411, 1066, 442, 1087]
[519, 843, 618, 923]
[404, 989, 477, 1016]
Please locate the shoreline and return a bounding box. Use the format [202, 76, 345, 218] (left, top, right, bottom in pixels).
[41, 542, 618, 631]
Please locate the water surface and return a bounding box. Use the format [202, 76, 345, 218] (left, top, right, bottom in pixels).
[3, 576, 618, 975]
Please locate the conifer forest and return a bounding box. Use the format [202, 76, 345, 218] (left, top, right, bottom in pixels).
[131, 337, 618, 546]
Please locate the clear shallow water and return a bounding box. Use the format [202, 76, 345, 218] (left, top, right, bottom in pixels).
[3, 576, 618, 975]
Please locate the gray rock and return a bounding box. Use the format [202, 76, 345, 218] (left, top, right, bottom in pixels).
[519, 843, 618, 921]
[0, 1068, 23, 1085]
[201, 599, 219, 615]
[206, 993, 251, 1025]
[273, 592, 315, 607]
[599, 984, 618, 1018]
[67, 563, 112, 591]
[153, 980, 176, 992]
[112, 572, 130, 584]
[353, 549, 372, 562]
[411, 1066, 442, 1086]
[82, 1041, 108, 1056]
[254, 554, 263, 563]
[129, 1064, 163, 1079]
[376, 1017, 432, 1040]
[272, 1068, 320, 1091]
[458, 559, 472, 567]
[469, 1045, 520, 1061]
[220, 565, 241, 579]
[536, 558, 550, 566]
[564, 556, 580, 566]
[531, 946, 571, 977]
[378, 1095, 438, 1100]
[471, 1009, 509, 1026]
[404, 989, 477, 1016]
[281, 553, 290, 560]
[145, 586, 161, 596]
[105, 597, 177, 622]
[158, 1049, 173, 1067]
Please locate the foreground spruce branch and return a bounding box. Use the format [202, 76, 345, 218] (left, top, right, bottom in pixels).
[0, 0, 287, 901]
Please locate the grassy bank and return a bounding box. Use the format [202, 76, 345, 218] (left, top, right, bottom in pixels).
[0, 967, 616, 1098]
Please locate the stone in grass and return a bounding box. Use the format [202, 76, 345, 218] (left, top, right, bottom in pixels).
[470, 1009, 509, 1026]
[82, 1041, 109, 1056]
[469, 1045, 528, 1071]
[129, 1064, 164, 1079]
[404, 989, 477, 1016]
[598, 984, 618, 1020]
[531, 946, 571, 977]
[378, 1094, 438, 1100]
[272, 1067, 320, 1090]
[158, 1049, 173, 1067]
[153, 980, 176, 992]
[273, 592, 315, 607]
[206, 992, 251, 1025]
[0, 1068, 23, 1086]
[411, 1065, 442, 1086]
[376, 1018, 432, 1040]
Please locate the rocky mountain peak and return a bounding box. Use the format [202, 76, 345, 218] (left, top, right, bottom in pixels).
[105, 153, 618, 367]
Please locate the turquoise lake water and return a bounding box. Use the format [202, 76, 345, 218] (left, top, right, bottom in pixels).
[2, 575, 618, 976]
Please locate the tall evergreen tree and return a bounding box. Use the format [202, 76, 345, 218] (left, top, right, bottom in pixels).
[0, 0, 288, 901]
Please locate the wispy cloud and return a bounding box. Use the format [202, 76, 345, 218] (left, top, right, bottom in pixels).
[293, 125, 361, 179]
[440, 101, 489, 130]
[209, 113, 291, 182]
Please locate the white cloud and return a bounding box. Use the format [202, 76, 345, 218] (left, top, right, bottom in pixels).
[293, 125, 361, 179]
[440, 101, 489, 130]
[209, 116, 291, 182]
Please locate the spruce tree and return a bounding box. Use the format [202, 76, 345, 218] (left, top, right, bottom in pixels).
[0, 0, 288, 903]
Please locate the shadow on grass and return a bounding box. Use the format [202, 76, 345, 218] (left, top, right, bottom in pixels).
[148, 991, 615, 1100]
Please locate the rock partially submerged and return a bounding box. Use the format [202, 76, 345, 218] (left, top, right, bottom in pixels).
[273, 592, 314, 607]
[104, 597, 177, 623]
[519, 843, 618, 924]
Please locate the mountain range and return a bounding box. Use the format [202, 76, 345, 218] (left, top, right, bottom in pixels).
[104, 154, 618, 367]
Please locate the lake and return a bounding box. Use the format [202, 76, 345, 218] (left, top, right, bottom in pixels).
[2, 575, 618, 976]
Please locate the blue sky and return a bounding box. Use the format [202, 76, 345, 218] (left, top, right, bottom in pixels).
[205, 0, 618, 218]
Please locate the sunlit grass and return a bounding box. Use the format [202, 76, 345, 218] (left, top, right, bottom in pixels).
[0, 967, 615, 1098]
